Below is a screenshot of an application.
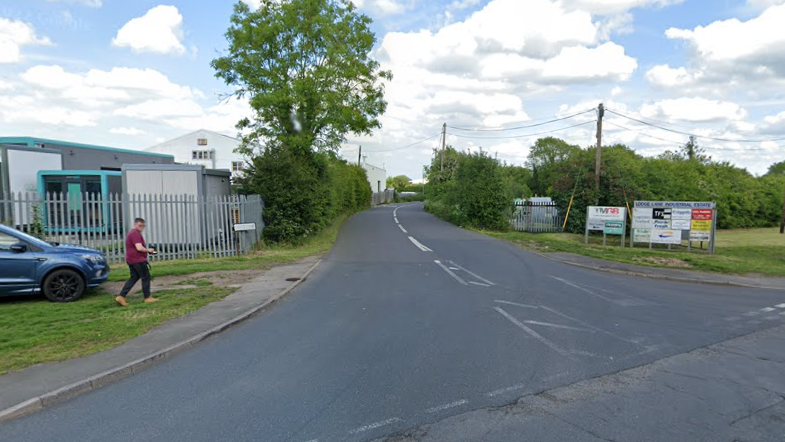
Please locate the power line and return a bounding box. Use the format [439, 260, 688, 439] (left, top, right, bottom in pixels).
[606, 108, 785, 143]
[343, 133, 442, 153]
[447, 109, 595, 132]
[604, 120, 774, 151]
[447, 120, 596, 140]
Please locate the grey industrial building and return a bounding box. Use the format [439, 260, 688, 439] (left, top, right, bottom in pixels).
[0, 137, 174, 171]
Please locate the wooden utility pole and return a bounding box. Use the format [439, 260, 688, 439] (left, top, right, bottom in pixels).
[440, 123, 447, 173]
[595, 103, 604, 202]
[358, 146, 362, 166]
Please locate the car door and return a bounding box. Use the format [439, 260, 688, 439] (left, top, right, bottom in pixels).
[0, 231, 40, 295]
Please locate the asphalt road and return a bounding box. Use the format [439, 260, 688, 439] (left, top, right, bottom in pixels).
[2, 203, 785, 442]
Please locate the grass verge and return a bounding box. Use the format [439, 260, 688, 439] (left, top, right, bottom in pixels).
[480, 228, 785, 277]
[0, 213, 349, 375]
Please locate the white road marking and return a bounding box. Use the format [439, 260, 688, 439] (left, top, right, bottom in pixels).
[303, 440, 319, 442]
[469, 281, 491, 287]
[493, 307, 571, 357]
[743, 311, 761, 317]
[449, 260, 495, 285]
[435, 260, 468, 285]
[394, 217, 399, 224]
[764, 315, 780, 321]
[494, 300, 539, 309]
[724, 316, 742, 322]
[486, 383, 526, 397]
[523, 320, 594, 332]
[408, 236, 433, 252]
[549, 276, 617, 303]
[761, 307, 776, 313]
[425, 399, 469, 414]
[776, 304, 785, 309]
[539, 305, 643, 347]
[349, 418, 403, 434]
[398, 225, 408, 233]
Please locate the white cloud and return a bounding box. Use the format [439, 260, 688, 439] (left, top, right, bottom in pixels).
[112, 5, 186, 55]
[240, 0, 262, 8]
[639, 98, 748, 122]
[353, 0, 409, 16]
[747, 0, 785, 8]
[562, 0, 684, 15]
[0, 18, 51, 64]
[46, 0, 103, 7]
[110, 127, 146, 136]
[649, 4, 785, 94]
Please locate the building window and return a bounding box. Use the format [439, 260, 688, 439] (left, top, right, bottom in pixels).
[192, 150, 214, 160]
[231, 161, 244, 172]
[197, 138, 208, 146]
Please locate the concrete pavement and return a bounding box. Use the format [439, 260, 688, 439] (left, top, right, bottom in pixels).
[1, 203, 784, 441]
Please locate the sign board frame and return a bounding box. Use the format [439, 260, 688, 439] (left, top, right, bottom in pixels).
[233, 222, 257, 232]
[631, 201, 716, 254]
[585, 206, 627, 247]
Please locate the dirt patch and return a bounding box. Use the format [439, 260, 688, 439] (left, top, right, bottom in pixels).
[102, 269, 261, 295]
[513, 239, 550, 252]
[631, 257, 693, 268]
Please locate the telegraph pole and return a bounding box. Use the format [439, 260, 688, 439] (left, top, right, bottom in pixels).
[358, 146, 362, 166]
[440, 123, 447, 173]
[595, 103, 604, 202]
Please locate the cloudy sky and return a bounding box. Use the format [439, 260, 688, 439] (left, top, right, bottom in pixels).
[2, 0, 785, 179]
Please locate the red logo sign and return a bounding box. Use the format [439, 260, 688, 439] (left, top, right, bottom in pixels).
[692, 209, 713, 221]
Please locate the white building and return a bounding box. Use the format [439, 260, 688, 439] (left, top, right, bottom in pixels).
[145, 129, 248, 180]
[361, 157, 387, 194]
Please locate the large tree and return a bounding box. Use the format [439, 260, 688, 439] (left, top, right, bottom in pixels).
[212, 0, 392, 154]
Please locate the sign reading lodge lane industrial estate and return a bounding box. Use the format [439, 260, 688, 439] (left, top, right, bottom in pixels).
[631, 201, 717, 254]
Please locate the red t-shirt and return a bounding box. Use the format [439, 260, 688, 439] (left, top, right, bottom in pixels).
[125, 229, 148, 264]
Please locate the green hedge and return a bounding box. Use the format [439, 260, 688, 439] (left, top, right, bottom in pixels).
[239, 148, 371, 243]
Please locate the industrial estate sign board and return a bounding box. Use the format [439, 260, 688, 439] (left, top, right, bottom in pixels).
[631, 201, 717, 254]
[585, 207, 627, 247]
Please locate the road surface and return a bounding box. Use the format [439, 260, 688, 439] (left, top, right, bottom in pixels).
[2, 203, 784, 441]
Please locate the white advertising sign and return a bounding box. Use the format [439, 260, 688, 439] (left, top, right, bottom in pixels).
[632, 208, 652, 229]
[672, 208, 692, 220]
[650, 229, 682, 245]
[671, 219, 691, 230]
[652, 220, 671, 229]
[633, 229, 650, 243]
[587, 206, 626, 221]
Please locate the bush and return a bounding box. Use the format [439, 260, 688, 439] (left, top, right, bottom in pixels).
[239, 147, 370, 243]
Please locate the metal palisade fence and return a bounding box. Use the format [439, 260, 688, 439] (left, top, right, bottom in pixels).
[511, 200, 563, 233]
[372, 189, 395, 206]
[0, 192, 264, 264]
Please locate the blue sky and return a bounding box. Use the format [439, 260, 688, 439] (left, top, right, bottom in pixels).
[1, 0, 785, 178]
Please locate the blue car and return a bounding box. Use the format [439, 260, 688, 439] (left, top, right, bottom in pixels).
[0, 224, 109, 302]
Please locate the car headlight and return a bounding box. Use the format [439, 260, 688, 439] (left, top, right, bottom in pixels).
[81, 254, 102, 265]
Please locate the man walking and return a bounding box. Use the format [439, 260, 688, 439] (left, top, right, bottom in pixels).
[116, 218, 157, 307]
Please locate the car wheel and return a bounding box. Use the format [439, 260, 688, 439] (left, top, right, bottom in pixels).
[43, 269, 86, 302]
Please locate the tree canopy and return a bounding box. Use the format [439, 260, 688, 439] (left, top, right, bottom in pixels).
[212, 0, 392, 154]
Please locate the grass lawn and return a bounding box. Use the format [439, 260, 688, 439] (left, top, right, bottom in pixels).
[481, 228, 785, 277]
[0, 214, 348, 375]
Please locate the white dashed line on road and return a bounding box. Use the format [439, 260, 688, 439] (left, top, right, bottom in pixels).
[776, 304, 785, 309]
[349, 418, 403, 435]
[743, 311, 761, 317]
[425, 399, 468, 414]
[761, 307, 776, 313]
[398, 224, 408, 233]
[408, 236, 433, 252]
[494, 300, 539, 309]
[522, 320, 594, 332]
[449, 260, 495, 286]
[435, 260, 467, 285]
[724, 316, 742, 322]
[469, 281, 491, 287]
[493, 307, 571, 357]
